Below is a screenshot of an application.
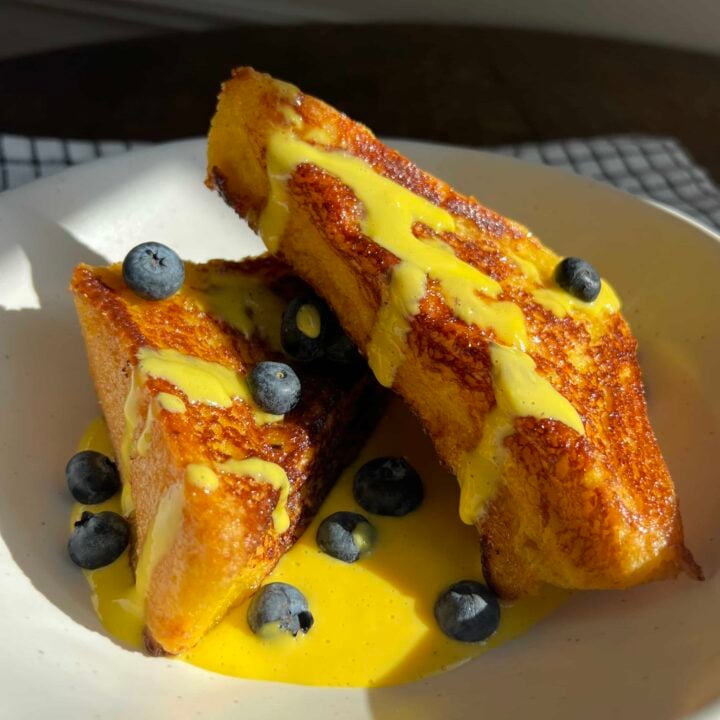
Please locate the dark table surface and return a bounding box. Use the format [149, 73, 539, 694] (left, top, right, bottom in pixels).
[1, 24, 719, 181]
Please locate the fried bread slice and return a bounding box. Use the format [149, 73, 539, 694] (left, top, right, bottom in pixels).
[206, 67, 701, 597]
[70, 254, 384, 654]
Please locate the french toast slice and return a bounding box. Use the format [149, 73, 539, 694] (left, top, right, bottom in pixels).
[206, 67, 701, 597]
[70, 254, 384, 654]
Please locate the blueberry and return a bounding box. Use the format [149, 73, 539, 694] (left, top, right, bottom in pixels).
[247, 582, 314, 637]
[65, 450, 120, 504]
[122, 242, 185, 300]
[554, 257, 601, 302]
[281, 297, 328, 361]
[324, 322, 362, 365]
[316, 511, 376, 563]
[248, 361, 301, 414]
[353, 457, 423, 516]
[434, 580, 500, 643]
[67, 511, 130, 570]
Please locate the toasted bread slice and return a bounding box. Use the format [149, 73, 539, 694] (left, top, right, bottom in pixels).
[70, 255, 384, 654]
[206, 67, 701, 597]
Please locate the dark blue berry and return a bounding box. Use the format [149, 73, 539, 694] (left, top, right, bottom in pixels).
[248, 361, 301, 414]
[281, 297, 327, 361]
[353, 457, 423, 516]
[66, 450, 120, 504]
[67, 511, 130, 570]
[316, 511, 376, 563]
[324, 324, 362, 365]
[122, 242, 185, 300]
[247, 582, 314, 637]
[554, 257, 601, 302]
[434, 580, 500, 642]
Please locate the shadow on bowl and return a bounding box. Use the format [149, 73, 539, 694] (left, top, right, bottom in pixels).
[0, 204, 142, 655]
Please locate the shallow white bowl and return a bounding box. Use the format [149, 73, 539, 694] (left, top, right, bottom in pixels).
[0, 138, 718, 720]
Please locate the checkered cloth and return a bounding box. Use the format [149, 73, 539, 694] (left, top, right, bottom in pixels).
[493, 136, 720, 231]
[0, 135, 147, 189]
[1, 133, 719, 231]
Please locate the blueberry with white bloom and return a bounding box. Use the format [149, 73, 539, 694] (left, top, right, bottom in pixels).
[248, 361, 301, 415]
[122, 242, 185, 300]
[247, 582, 314, 637]
[66, 450, 120, 504]
[68, 511, 130, 570]
[434, 580, 500, 643]
[554, 257, 601, 302]
[316, 511, 376, 563]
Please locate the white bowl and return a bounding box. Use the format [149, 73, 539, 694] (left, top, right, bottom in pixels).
[0, 138, 717, 719]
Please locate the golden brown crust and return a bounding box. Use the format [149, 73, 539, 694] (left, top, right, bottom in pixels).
[70, 255, 385, 653]
[206, 67, 701, 597]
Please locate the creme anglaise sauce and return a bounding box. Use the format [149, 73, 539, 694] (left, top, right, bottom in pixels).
[70, 101, 634, 685]
[73, 401, 567, 687]
[257, 123, 620, 524]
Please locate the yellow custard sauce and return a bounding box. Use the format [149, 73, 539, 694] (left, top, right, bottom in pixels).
[219, 458, 290, 533]
[258, 128, 619, 524]
[184, 264, 286, 352]
[72, 404, 567, 687]
[457, 343, 585, 523]
[119, 346, 283, 514]
[295, 303, 322, 339]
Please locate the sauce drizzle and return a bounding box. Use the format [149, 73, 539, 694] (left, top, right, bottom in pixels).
[258, 128, 604, 521]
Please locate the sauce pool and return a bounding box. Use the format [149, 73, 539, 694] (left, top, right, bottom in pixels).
[72, 401, 567, 687]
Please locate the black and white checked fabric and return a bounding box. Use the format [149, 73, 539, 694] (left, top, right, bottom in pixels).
[0, 135, 147, 190]
[1, 133, 719, 232]
[493, 136, 720, 231]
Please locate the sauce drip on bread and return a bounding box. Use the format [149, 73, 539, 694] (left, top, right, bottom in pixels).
[258, 126, 620, 521]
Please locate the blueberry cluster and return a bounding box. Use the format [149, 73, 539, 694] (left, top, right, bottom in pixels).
[319, 456, 500, 643]
[248, 457, 426, 638]
[247, 290, 367, 422]
[66, 450, 129, 569]
[314, 456, 424, 566]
